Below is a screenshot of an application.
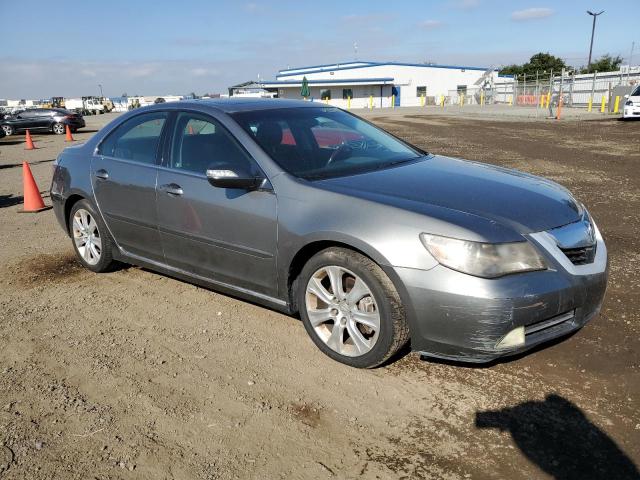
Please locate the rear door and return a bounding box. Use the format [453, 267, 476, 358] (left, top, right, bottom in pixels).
[156, 110, 278, 297]
[13, 110, 38, 131]
[92, 111, 168, 262]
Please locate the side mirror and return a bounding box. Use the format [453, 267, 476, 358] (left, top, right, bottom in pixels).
[206, 168, 264, 190]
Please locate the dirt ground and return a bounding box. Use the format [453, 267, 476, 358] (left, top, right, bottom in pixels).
[0, 111, 639, 480]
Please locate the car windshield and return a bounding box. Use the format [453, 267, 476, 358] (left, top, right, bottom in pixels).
[231, 106, 425, 180]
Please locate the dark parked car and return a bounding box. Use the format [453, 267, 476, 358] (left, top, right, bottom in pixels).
[50, 99, 608, 368]
[1, 108, 85, 136]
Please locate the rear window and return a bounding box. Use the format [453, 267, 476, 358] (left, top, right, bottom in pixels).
[98, 112, 167, 164]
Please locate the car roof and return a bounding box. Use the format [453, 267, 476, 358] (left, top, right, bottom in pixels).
[177, 98, 320, 113]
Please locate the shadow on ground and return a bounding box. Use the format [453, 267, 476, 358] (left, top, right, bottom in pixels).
[476, 394, 640, 480]
[0, 194, 23, 208]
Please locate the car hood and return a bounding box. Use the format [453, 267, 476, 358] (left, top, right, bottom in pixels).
[315, 155, 582, 236]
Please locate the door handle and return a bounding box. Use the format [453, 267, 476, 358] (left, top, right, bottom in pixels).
[95, 169, 109, 180]
[159, 183, 184, 196]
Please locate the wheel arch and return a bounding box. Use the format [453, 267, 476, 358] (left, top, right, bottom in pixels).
[285, 237, 404, 314]
[63, 194, 87, 234]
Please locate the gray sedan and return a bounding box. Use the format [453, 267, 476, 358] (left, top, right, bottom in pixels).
[50, 99, 608, 368]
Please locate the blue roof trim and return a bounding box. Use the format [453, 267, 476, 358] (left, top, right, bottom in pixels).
[276, 61, 492, 78]
[278, 61, 377, 74]
[264, 77, 394, 85]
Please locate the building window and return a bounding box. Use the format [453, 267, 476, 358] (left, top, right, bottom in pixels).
[416, 86, 427, 97]
[342, 88, 353, 99]
[457, 85, 467, 94]
[320, 89, 331, 100]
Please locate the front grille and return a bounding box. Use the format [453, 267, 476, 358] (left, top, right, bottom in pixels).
[560, 245, 596, 265]
[525, 310, 575, 336]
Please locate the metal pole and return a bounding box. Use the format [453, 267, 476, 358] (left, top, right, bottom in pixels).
[587, 10, 604, 68]
[98, 84, 103, 98]
[629, 41, 635, 84]
[569, 71, 575, 107]
[591, 71, 597, 110]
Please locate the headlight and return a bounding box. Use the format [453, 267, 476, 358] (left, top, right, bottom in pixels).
[420, 233, 547, 278]
[626, 100, 634, 106]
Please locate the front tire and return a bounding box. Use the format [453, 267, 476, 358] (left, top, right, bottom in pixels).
[297, 248, 409, 368]
[2, 125, 14, 136]
[69, 200, 117, 273]
[52, 122, 65, 135]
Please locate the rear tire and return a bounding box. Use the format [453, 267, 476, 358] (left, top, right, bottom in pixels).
[297, 247, 409, 368]
[52, 122, 65, 135]
[69, 199, 117, 273]
[2, 125, 14, 136]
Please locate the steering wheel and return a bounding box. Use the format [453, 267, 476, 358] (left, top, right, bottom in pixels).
[327, 143, 353, 165]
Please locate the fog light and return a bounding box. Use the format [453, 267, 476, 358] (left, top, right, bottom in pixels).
[496, 326, 525, 349]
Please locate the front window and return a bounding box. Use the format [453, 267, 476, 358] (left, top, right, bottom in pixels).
[168, 112, 257, 175]
[231, 107, 424, 180]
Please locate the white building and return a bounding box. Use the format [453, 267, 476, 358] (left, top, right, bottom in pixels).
[244, 60, 503, 108]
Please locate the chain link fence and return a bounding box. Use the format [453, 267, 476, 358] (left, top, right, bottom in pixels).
[446, 68, 640, 113]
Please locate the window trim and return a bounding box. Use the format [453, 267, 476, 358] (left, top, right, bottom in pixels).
[96, 110, 169, 166]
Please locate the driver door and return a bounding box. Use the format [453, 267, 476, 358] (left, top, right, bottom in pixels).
[156, 111, 278, 297]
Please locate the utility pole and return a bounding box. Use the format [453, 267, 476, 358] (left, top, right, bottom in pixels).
[587, 10, 604, 68]
[98, 84, 104, 98]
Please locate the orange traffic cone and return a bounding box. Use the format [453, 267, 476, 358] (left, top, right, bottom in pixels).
[25, 130, 36, 150]
[19, 162, 51, 213]
[65, 124, 75, 142]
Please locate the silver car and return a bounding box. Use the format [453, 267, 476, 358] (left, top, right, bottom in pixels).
[50, 99, 608, 368]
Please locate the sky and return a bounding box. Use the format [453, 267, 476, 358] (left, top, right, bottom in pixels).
[0, 0, 637, 99]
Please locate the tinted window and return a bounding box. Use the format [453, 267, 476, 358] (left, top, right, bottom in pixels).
[19, 110, 35, 118]
[232, 107, 423, 180]
[99, 112, 167, 164]
[632, 86, 640, 97]
[169, 112, 256, 175]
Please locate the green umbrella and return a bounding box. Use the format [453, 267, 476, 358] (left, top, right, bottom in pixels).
[300, 76, 310, 99]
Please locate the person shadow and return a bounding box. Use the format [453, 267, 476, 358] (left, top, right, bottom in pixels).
[476, 394, 640, 480]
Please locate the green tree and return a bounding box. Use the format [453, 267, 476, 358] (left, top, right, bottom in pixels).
[500, 52, 566, 77]
[300, 76, 310, 99]
[580, 54, 623, 74]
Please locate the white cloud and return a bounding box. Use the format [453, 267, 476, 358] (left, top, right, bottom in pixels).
[450, 0, 480, 9]
[419, 20, 444, 30]
[511, 8, 554, 21]
[243, 2, 262, 13]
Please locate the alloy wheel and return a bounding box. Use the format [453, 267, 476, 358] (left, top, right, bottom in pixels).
[72, 209, 102, 265]
[305, 266, 380, 357]
[53, 123, 65, 134]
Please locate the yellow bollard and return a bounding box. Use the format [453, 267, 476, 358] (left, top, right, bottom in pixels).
[369, 95, 373, 110]
[480, 92, 484, 106]
[347, 96, 351, 109]
[545, 93, 550, 109]
[440, 95, 444, 107]
[587, 96, 593, 112]
[613, 96, 620, 114]
[600, 95, 606, 113]
[391, 94, 395, 109]
[508, 95, 513, 106]
[539, 95, 544, 108]
[420, 94, 425, 107]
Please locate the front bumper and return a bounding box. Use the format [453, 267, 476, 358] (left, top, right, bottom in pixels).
[623, 104, 640, 118]
[395, 229, 608, 363]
